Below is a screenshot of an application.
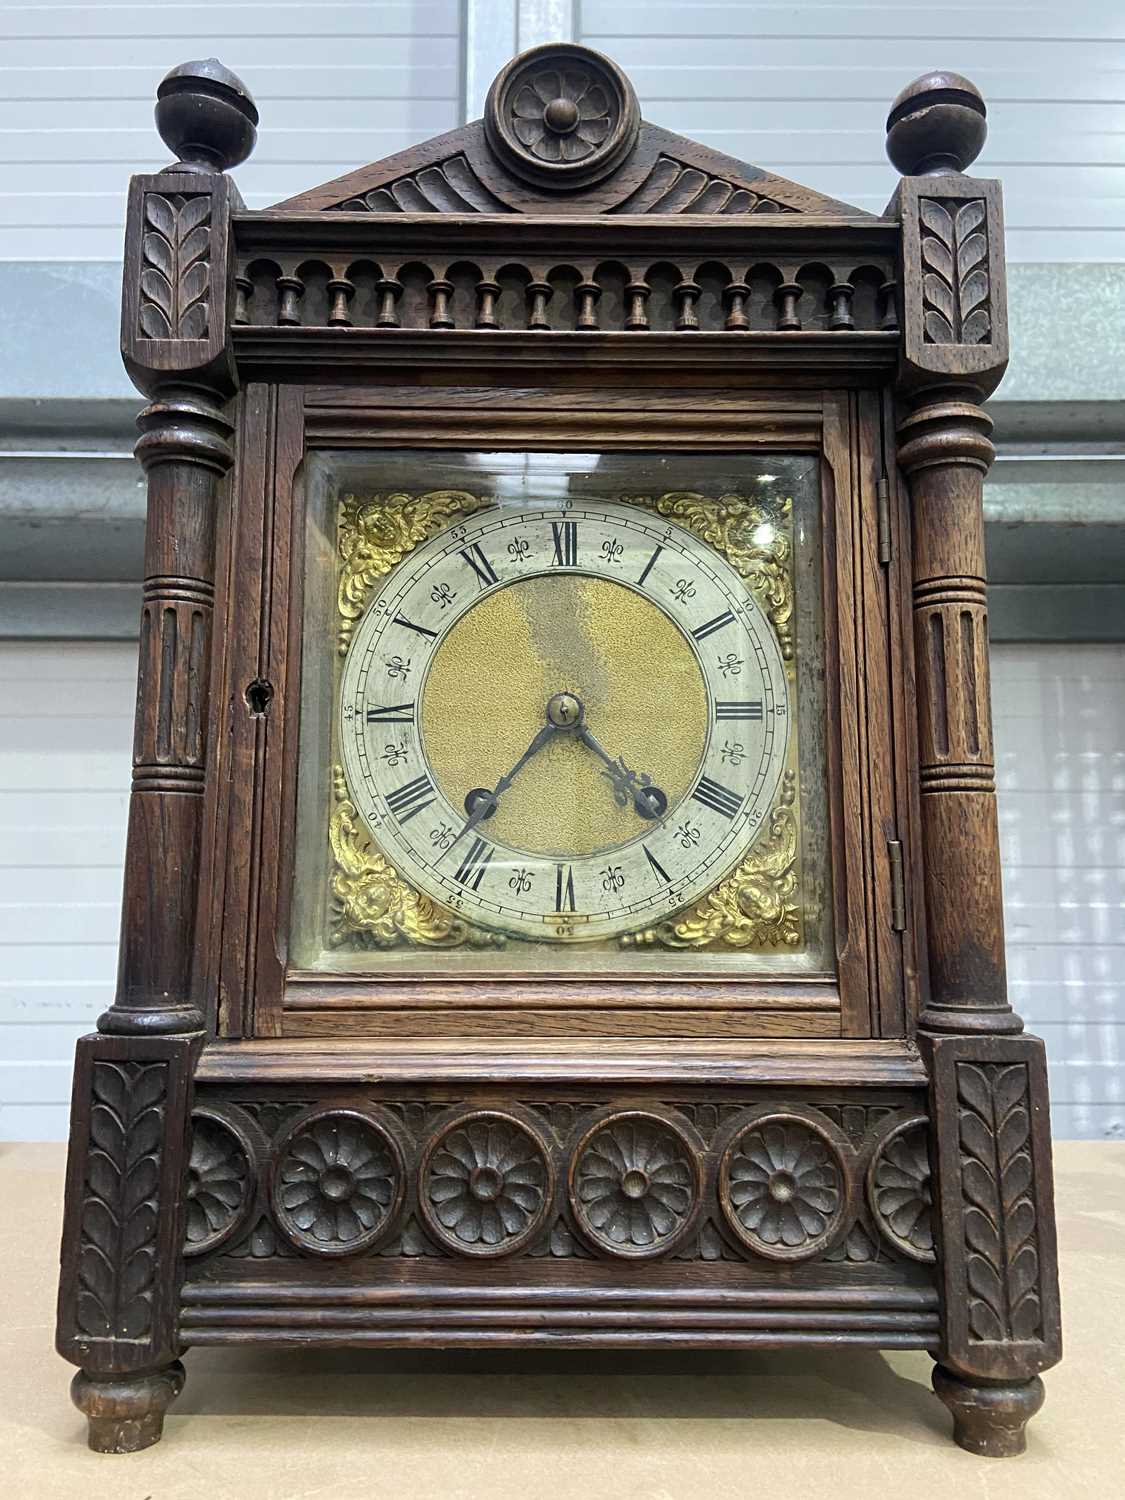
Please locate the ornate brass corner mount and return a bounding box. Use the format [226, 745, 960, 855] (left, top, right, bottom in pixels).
[623, 489, 795, 661]
[337, 489, 495, 655]
[622, 771, 801, 951]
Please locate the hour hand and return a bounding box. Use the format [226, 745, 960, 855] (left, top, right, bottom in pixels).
[446, 722, 558, 852]
[577, 724, 668, 820]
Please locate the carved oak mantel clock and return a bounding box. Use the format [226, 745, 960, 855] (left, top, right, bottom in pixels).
[56, 45, 1061, 1456]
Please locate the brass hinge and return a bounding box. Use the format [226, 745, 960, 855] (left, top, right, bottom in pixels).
[888, 839, 907, 931]
[876, 475, 892, 564]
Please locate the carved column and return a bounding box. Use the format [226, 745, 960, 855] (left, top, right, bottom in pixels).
[887, 73, 1061, 1456]
[56, 59, 257, 1452]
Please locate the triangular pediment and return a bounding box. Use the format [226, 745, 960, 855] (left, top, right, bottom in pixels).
[271, 45, 866, 219]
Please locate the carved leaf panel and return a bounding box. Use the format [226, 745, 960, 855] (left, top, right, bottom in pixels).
[139, 192, 212, 341]
[920, 197, 991, 346]
[957, 1062, 1042, 1343]
[76, 1060, 167, 1341]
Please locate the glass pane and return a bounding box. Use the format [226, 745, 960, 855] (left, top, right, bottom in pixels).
[290, 450, 832, 976]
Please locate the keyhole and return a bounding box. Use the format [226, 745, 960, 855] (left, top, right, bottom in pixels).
[245, 679, 273, 717]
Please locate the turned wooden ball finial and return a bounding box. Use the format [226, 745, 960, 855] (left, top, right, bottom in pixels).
[886, 71, 987, 176]
[155, 58, 259, 173]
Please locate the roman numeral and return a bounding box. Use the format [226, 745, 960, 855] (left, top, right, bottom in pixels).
[715, 700, 763, 721]
[555, 863, 577, 912]
[643, 845, 672, 884]
[459, 542, 498, 588]
[366, 702, 415, 724]
[453, 836, 494, 891]
[550, 521, 578, 567]
[691, 775, 743, 820]
[385, 773, 435, 823]
[692, 611, 736, 642]
[637, 545, 662, 585]
[392, 614, 438, 641]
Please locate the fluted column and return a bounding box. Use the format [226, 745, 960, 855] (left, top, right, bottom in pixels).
[888, 71, 1060, 1457]
[897, 389, 1013, 1034]
[57, 58, 257, 1454]
[100, 389, 234, 1034]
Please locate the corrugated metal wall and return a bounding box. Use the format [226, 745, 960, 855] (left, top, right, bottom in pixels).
[578, 2, 1125, 262]
[0, 0, 463, 259]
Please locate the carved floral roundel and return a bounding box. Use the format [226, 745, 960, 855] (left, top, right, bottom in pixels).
[866, 1115, 936, 1263]
[484, 43, 641, 190]
[719, 1110, 849, 1262]
[569, 1110, 701, 1259]
[270, 1107, 405, 1257]
[419, 1110, 554, 1257]
[184, 1106, 256, 1257]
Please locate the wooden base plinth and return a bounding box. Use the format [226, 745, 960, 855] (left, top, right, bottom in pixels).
[933, 1365, 1045, 1457]
[71, 1361, 185, 1453]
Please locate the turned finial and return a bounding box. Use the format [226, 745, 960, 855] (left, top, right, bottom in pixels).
[886, 71, 986, 176]
[155, 58, 258, 173]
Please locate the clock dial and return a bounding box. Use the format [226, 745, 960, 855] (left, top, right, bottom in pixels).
[338, 501, 790, 942]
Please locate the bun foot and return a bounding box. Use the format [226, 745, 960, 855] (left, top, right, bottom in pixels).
[933, 1365, 1045, 1457]
[71, 1360, 186, 1453]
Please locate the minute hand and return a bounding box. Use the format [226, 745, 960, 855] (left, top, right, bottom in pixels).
[576, 725, 668, 820]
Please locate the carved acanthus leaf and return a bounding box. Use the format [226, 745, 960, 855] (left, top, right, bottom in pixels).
[76, 1061, 166, 1340]
[957, 1062, 1042, 1343]
[139, 192, 211, 340]
[920, 198, 990, 346]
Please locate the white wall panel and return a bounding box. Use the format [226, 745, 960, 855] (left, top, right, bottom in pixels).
[0, 640, 133, 1140]
[579, 3, 1125, 261]
[0, 0, 463, 258]
[994, 642, 1125, 1140]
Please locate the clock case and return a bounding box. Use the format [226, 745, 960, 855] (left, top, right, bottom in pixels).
[55, 46, 1061, 1457]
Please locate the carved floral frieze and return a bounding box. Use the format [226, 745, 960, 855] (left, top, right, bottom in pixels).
[185, 1096, 935, 1270]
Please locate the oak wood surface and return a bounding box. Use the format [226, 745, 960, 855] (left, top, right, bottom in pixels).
[53, 45, 1061, 1457]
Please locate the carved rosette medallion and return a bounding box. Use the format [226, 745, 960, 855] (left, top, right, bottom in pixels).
[719, 1110, 848, 1261]
[485, 43, 640, 190]
[419, 1110, 554, 1257]
[270, 1107, 404, 1256]
[866, 1114, 936, 1263]
[569, 1110, 701, 1259]
[183, 1107, 256, 1258]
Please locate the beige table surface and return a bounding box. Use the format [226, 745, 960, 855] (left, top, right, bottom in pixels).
[3, 1139, 1123, 1499]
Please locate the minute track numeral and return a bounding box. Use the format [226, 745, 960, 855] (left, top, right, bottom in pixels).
[692, 610, 736, 642]
[715, 700, 763, 721]
[555, 863, 577, 912]
[385, 773, 436, 823]
[392, 614, 438, 642]
[453, 836, 494, 891]
[366, 702, 415, 724]
[691, 774, 743, 820]
[459, 542, 498, 588]
[550, 521, 578, 567]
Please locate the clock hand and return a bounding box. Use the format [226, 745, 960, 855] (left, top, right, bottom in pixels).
[445, 721, 559, 854]
[576, 723, 668, 821]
